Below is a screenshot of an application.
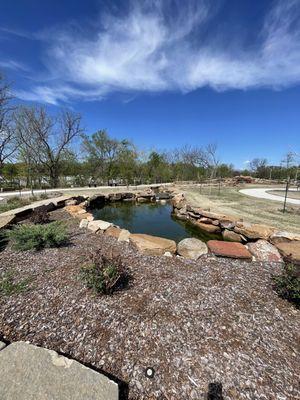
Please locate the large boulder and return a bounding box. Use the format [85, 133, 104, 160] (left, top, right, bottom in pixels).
[207, 240, 252, 260]
[104, 226, 122, 239]
[130, 233, 176, 256]
[274, 241, 300, 265]
[87, 220, 112, 233]
[177, 238, 208, 259]
[222, 229, 243, 243]
[118, 229, 131, 242]
[195, 221, 221, 234]
[172, 193, 186, 209]
[234, 222, 275, 240]
[0, 342, 118, 400]
[269, 231, 300, 245]
[247, 240, 283, 263]
[64, 205, 86, 217]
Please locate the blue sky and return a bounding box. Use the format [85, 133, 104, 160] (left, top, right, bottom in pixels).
[0, 0, 300, 168]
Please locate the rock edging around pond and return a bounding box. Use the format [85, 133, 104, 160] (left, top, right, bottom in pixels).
[63, 189, 299, 264]
[172, 192, 300, 265]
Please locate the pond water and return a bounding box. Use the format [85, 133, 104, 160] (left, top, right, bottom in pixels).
[93, 202, 222, 243]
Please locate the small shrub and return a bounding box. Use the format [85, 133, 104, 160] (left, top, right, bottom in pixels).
[39, 193, 49, 200]
[79, 252, 129, 294]
[30, 207, 50, 224]
[8, 221, 68, 251]
[273, 264, 300, 308]
[0, 271, 32, 296]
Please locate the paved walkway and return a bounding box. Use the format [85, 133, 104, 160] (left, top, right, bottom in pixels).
[239, 187, 300, 205]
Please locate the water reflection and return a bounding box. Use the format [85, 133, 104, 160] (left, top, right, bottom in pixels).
[93, 202, 222, 243]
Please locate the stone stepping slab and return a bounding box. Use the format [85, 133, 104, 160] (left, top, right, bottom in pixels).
[207, 240, 252, 260]
[0, 342, 118, 400]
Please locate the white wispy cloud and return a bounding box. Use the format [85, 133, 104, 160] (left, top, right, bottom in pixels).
[11, 0, 300, 104]
[0, 59, 28, 72]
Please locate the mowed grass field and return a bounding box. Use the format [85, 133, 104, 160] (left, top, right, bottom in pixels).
[182, 184, 300, 234]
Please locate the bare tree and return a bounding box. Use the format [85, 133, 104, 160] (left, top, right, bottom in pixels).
[0, 74, 17, 172]
[15, 106, 83, 188]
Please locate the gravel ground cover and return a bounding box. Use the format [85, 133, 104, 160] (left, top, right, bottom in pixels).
[0, 209, 299, 399]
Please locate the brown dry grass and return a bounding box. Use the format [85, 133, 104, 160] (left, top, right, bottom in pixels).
[181, 184, 300, 234]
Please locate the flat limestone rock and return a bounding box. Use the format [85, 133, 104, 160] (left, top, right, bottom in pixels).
[247, 240, 283, 263]
[234, 222, 275, 240]
[0, 341, 118, 400]
[88, 220, 112, 233]
[274, 241, 300, 265]
[207, 240, 252, 260]
[177, 238, 208, 259]
[118, 229, 131, 242]
[0, 341, 6, 351]
[0, 215, 15, 229]
[222, 229, 243, 243]
[130, 233, 176, 256]
[269, 231, 300, 245]
[195, 221, 221, 234]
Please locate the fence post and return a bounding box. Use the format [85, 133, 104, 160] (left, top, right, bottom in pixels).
[283, 176, 290, 213]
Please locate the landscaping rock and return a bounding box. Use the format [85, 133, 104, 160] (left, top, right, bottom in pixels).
[155, 192, 170, 200]
[109, 193, 123, 202]
[207, 240, 252, 260]
[0, 341, 6, 351]
[0, 342, 118, 400]
[79, 219, 89, 229]
[0, 215, 15, 230]
[64, 205, 86, 217]
[247, 240, 283, 263]
[172, 193, 185, 209]
[222, 229, 243, 243]
[274, 241, 300, 265]
[105, 226, 122, 239]
[118, 229, 130, 242]
[220, 219, 236, 229]
[65, 199, 78, 206]
[177, 238, 208, 259]
[130, 233, 176, 256]
[269, 231, 300, 245]
[87, 220, 112, 233]
[195, 221, 221, 234]
[86, 195, 106, 208]
[136, 197, 148, 203]
[234, 222, 275, 240]
[199, 217, 215, 224]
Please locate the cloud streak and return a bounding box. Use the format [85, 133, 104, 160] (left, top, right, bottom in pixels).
[12, 0, 300, 104]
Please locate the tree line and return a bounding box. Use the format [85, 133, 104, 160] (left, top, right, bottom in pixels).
[0, 73, 299, 190]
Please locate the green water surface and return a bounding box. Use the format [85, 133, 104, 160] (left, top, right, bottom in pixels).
[93, 202, 221, 243]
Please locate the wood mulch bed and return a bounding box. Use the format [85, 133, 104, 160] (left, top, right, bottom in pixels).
[0, 209, 299, 399]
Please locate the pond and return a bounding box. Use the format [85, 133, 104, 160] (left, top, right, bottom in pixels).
[93, 201, 222, 243]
